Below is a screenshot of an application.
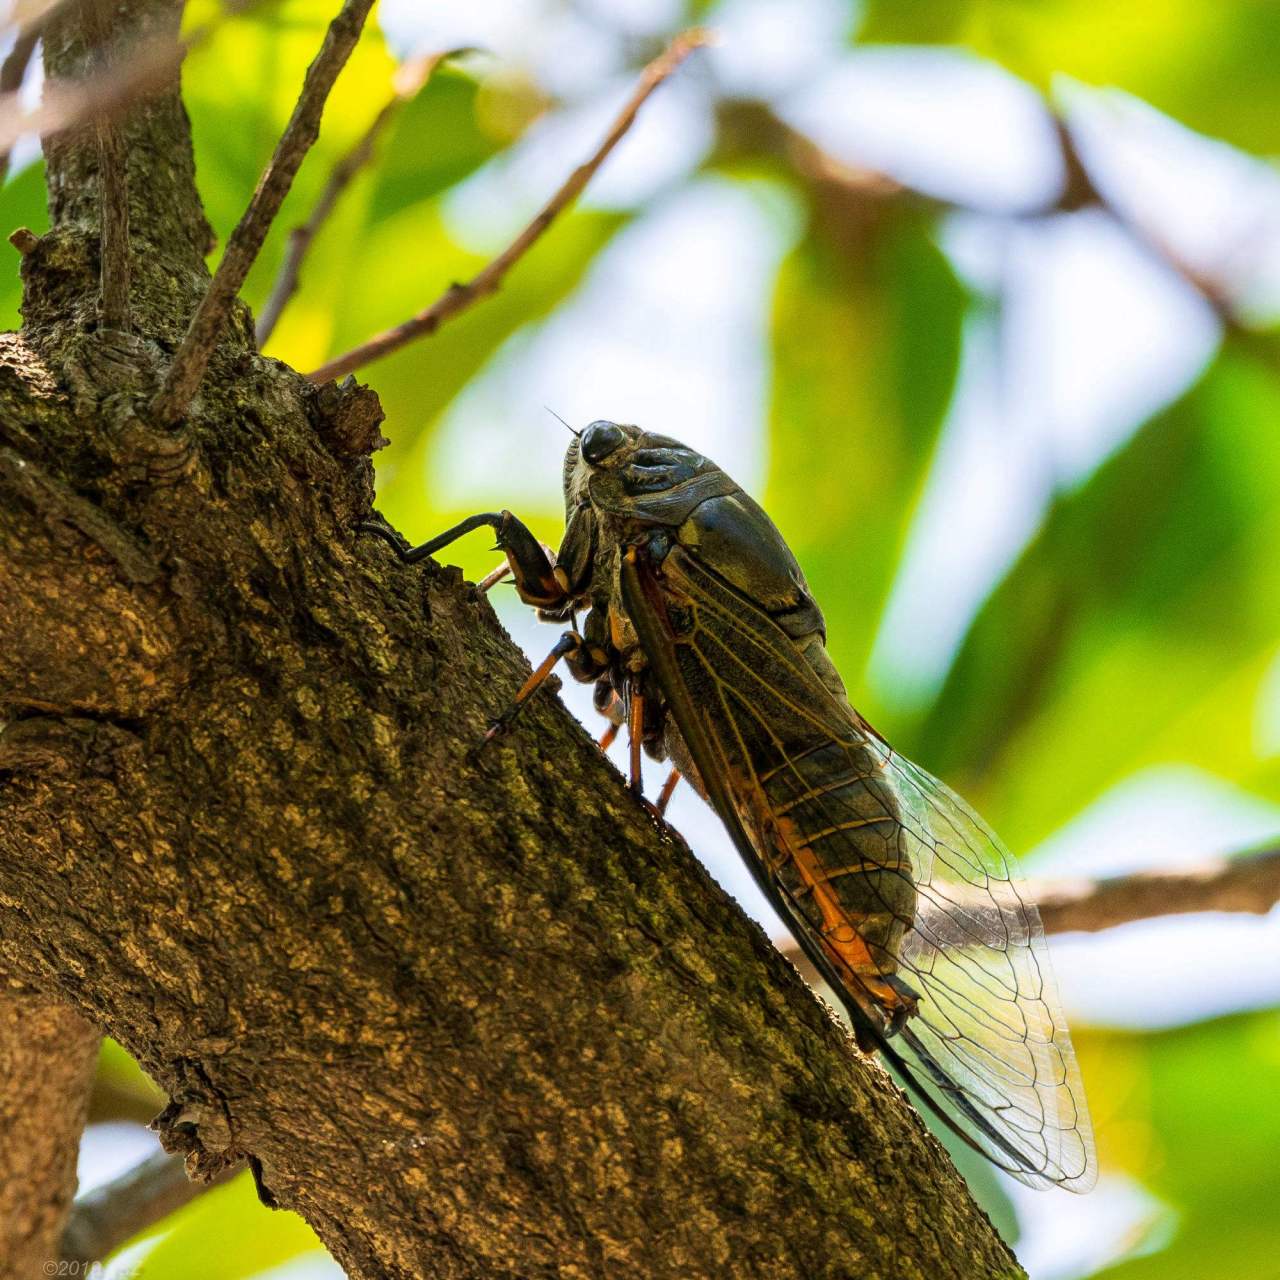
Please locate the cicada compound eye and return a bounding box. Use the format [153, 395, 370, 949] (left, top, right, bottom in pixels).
[580, 420, 626, 465]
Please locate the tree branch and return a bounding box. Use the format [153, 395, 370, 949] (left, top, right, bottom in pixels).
[715, 97, 1247, 328]
[0, 5, 1023, 1273]
[256, 50, 460, 347]
[306, 30, 709, 385]
[777, 845, 1280, 980]
[61, 1150, 232, 1266]
[1050, 117, 1236, 324]
[1034, 844, 1280, 935]
[149, 0, 376, 426]
[80, 0, 130, 330]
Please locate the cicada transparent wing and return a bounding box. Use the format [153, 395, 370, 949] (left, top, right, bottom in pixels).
[863, 739, 1098, 1190]
[621, 544, 1097, 1192]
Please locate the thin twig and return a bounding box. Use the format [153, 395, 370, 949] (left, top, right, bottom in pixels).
[1052, 117, 1236, 325]
[717, 96, 1244, 329]
[0, 18, 42, 185]
[256, 49, 462, 346]
[60, 1149, 234, 1265]
[776, 844, 1280, 982]
[1033, 843, 1280, 934]
[0, 1, 260, 162]
[149, 0, 376, 427]
[306, 29, 710, 384]
[81, 0, 130, 329]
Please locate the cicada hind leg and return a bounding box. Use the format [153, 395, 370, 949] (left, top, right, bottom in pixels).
[838, 962, 921, 1051]
[593, 666, 679, 817]
[820, 914, 922, 1041]
[803, 907, 921, 1048]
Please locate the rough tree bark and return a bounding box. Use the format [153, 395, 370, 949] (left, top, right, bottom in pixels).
[0, 3, 1023, 1277]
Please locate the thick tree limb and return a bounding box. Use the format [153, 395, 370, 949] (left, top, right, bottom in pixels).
[307, 30, 710, 384]
[256, 50, 459, 347]
[150, 0, 375, 426]
[0, 989, 100, 1277]
[0, 4, 1023, 1276]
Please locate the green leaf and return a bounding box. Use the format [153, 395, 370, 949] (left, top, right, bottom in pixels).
[1080, 1011, 1280, 1279]
[857, 0, 1280, 154]
[766, 206, 967, 709]
[123, 1171, 321, 1277]
[0, 161, 50, 331]
[366, 66, 506, 226]
[913, 341, 1280, 849]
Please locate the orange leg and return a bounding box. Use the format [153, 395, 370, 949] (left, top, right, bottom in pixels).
[627, 687, 644, 794]
[477, 560, 511, 593]
[485, 632, 579, 742]
[598, 721, 621, 751]
[656, 769, 680, 815]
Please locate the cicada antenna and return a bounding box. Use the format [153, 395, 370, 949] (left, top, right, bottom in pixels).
[545, 405, 581, 438]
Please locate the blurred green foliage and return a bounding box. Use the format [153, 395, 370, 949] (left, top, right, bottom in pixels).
[858, 0, 1280, 153]
[136, 1173, 324, 1279]
[1082, 1011, 1280, 1280]
[767, 206, 967, 699]
[913, 344, 1280, 849]
[3, 1, 1277, 1276]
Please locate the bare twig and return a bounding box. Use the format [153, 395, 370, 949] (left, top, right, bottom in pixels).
[256, 50, 461, 346]
[149, 0, 376, 426]
[306, 29, 710, 384]
[80, 0, 130, 329]
[60, 1149, 233, 1265]
[0, 1, 259, 163]
[777, 844, 1280, 981]
[0, 18, 42, 185]
[1051, 117, 1236, 325]
[1033, 843, 1280, 934]
[716, 97, 1245, 329]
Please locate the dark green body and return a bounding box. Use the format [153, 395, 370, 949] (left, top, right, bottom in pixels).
[554, 427, 918, 1024]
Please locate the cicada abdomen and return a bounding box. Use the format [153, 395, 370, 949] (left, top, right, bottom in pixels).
[758, 739, 920, 1035]
[650, 544, 919, 1034]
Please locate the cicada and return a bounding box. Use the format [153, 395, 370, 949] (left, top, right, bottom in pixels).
[365, 420, 1097, 1191]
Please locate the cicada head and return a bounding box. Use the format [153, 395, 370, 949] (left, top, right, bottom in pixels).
[563, 420, 740, 529]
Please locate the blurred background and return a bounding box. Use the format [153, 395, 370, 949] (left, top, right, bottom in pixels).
[5, 0, 1280, 1275]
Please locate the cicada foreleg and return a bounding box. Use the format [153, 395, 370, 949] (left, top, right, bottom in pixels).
[360, 509, 569, 611]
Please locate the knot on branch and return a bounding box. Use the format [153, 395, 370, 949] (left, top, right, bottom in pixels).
[0, 715, 142, 777]
[151, 1063, 243, 1184]
[310, 375, 387, 457]
[57, 331, 202, 485]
